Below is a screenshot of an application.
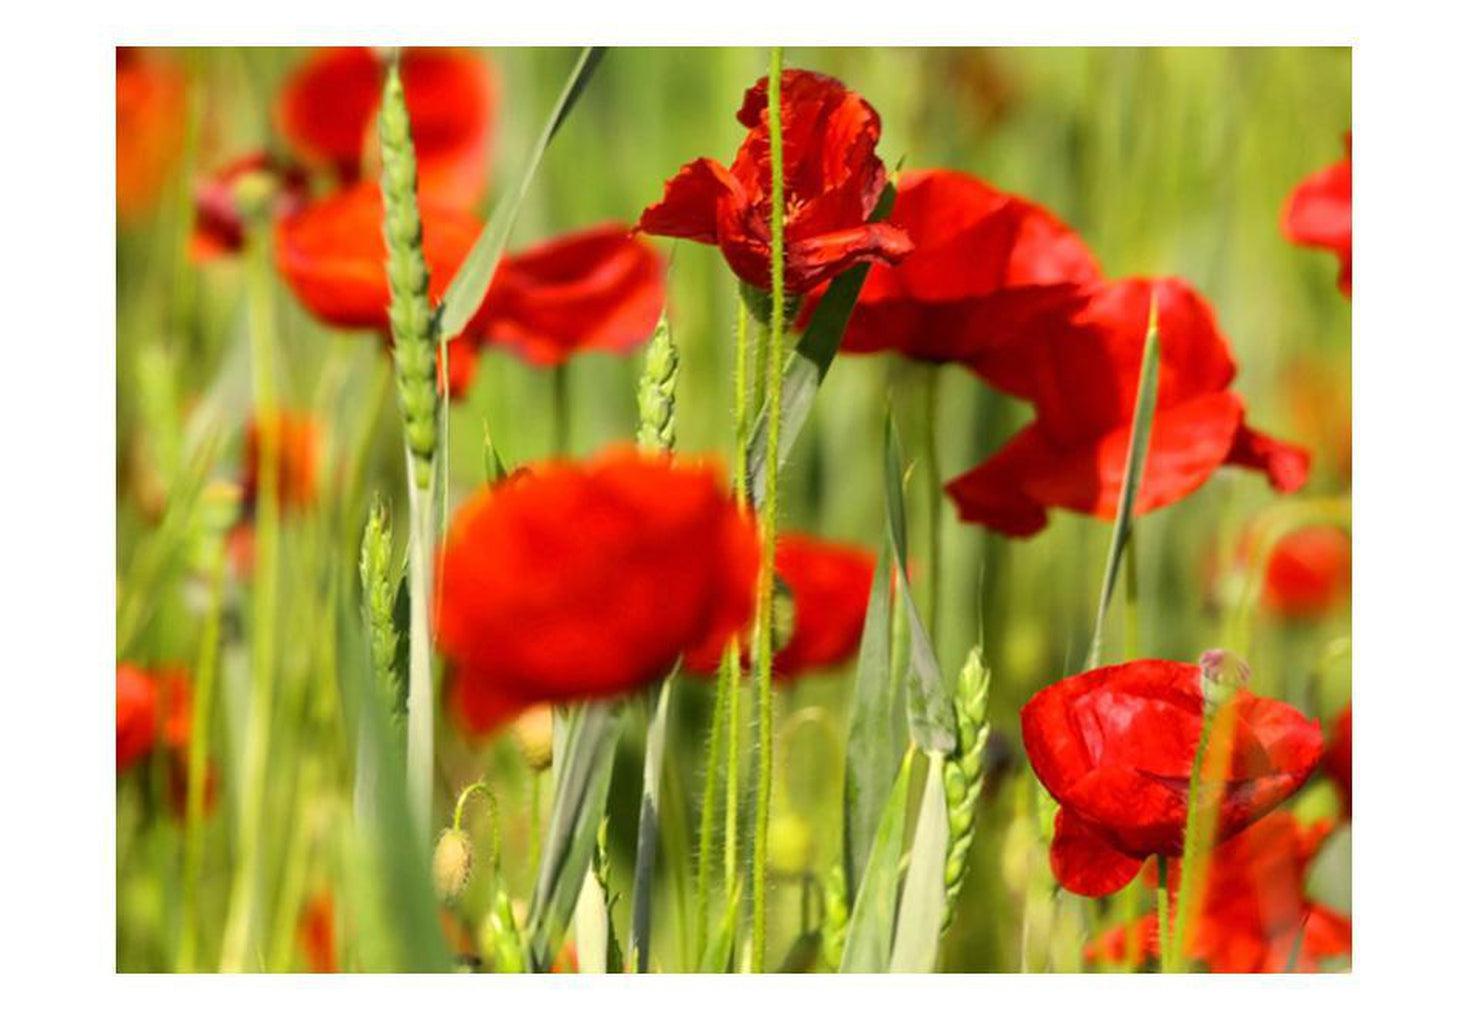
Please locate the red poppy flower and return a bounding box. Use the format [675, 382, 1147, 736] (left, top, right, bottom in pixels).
[1264, 525, 1351, 619]
[637, 69, 912, 294]
[276, 47, 497, 207]
[830, 169, 1101, 362]
[438, 447, 759, 733]
[946, 278, 1312, 537]
[298, 891, 338, 973]
[243, 410, 322, 512]
[1322, 704, 1351, 816]
[117, 664, 159, 772]
[683, 531, 876, 679]
[1087, 811, 1351, 972]
[1282, 139, 1351, 296]
[443, 223, 667, 393]
[274, 181, 483, 334]
[116, 48, 187, 221]
[191, 152, 310, 261]
[1021, 658, 1323, 896]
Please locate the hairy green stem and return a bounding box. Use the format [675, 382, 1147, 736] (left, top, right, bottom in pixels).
[750, 46, 786, 973]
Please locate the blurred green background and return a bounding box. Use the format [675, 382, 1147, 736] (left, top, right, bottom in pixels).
[116, 47, 1351, 972]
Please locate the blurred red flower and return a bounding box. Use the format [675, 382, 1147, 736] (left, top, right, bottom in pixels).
[438, 447, 759, 733]
[190, 152, 310, 261]
[1263, 525, 1351, 619]
[116, 48, 187, 222]
[116, 664, 160, 771]
[276, 47, 497, 208]
[1021, 658, 1322, 896]
[637, 70, 912, 294]
[946, 278, 1311, 537]
[243, 410, 322, 512]
[830, 169, 1101, 362]
[298, 891, 338, 973]
[443, 223, 667, 394]
[1282, 139, 1351, 296]
[1322, 704, 1351, 816]
[1087, 812, 1351, 972]
[274, 181, 483, 334]
[683, 531, 876, 680]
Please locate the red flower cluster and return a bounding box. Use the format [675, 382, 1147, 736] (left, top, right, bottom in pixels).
[1263, 525, 1352, 619]
[1282, 139, 1352, 296]
[116, 49, 187, 222]
[638, 70, 912, 294]
[438, 447, 759, 733]
[276, 47, 497, 208]
[684, 531, 876, 680]
[833, 169, 1101, 362]
[1020, 659, 1322, 896]
[1087, 811, 1351, 972]
[945, 278, 1311, 537]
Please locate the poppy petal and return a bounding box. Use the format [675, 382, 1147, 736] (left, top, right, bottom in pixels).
[1050, 808, 1145, 897]
[944, 424, 1052, 537]
[638, 158, 743, 245]
[1226, 424, 1312, 493]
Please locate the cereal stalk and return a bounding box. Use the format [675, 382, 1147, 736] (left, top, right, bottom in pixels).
[941, 646, 990, 930]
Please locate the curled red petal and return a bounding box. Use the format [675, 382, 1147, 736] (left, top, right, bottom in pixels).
[1226, 424, 1312, 493]
[943, 425, 1052, 538]
[637, 158, 743, 245]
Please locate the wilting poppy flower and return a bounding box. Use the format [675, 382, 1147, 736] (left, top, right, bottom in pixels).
[191, 152, 310, 261]
[438, 447, 759, 733]
[1087, 811, 1351, 972]
[298, 891, 338, 973]
[1282, 139, 1351, 296]
[276, 47, 497, 207]
[946, 278, 1311, 537]
[443, 223, 666, 393]
[274, 181, 483, 333]
[637, 69, 912, 294]
[1021, 658, 1322, 896]
[116, 48, 187, 221]
[683, 531, 876, 680]
[1263, 525, 1351, 619]
[1322, 704, 1351, 816]
[243, 411, 321, 512]
[829, 169, 1101, 362]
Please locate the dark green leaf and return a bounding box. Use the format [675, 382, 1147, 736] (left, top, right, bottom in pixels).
[1085, 294, 1162, 670]
[841, 749, 915, 972]
[526, 699, 624, 970]
[438, 48, 606, 339]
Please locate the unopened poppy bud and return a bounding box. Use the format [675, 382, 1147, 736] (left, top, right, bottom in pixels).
[1198, 648, 1251, 712]
[768, 811, 812, 874]
[512, 704, 554, 772]
[231, 168, 280, 222]
[432, 827, 474, 902]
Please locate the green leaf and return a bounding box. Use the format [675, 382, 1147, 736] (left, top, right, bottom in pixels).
[698, 879, 743, 973]
[482, 422, 510, 485]
[338, 592, 452, 972]
[888, 750, 951, 972]
[842, 540, 903, 899]
[841, 748, 915, 973]
[1085, 293, 1163, 670]
[437, 47, 606, 339]
[744, 182, 897, 506]
[526, 699, 624, 970]
[884, 412, 956, 755]
[629, 678, 675, 972]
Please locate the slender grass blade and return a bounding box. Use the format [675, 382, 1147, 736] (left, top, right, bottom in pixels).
[888, 750, 950, 972]
[840, 749, 915, 972]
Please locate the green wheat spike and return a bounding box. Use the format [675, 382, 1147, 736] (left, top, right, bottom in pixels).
[942, 645, 991, 931]
[359, 496, 403, 723]
[636, 314, 678, 453]
[377, 57, 439, 490]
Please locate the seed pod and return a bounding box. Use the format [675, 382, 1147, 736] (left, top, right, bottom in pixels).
[432, 827, 474, 903]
